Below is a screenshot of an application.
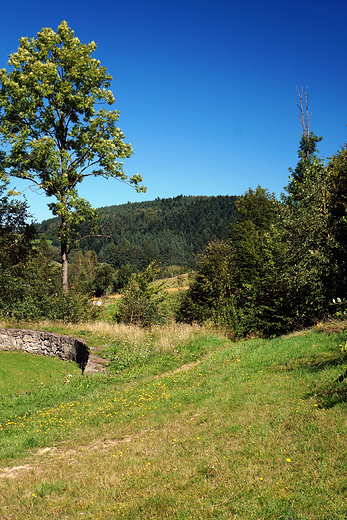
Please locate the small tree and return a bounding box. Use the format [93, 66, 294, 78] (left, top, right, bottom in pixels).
[92, 263, 115, 297]
[177, 240, 236, 325]
[69, 249, 98, 294]
[230, 185, 279, 288]
[0, 21, 146, 293]
[117, 262, 166, 326]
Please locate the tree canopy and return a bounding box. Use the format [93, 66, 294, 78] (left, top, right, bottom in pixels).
[0, 21, 146, 292]
[37, 194, 239, 271]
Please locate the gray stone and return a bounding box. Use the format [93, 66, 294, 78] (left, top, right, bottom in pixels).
[0, 328, 89, 373]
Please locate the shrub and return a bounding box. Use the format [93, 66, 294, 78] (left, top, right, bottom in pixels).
[116, 262, 167, 326]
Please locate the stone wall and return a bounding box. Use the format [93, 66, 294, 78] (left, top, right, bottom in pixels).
[0, 328, 89, 372]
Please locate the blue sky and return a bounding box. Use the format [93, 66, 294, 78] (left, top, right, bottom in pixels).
[1, 0, 347, 222]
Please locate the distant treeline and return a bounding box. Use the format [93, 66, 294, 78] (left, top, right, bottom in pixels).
[37, 195, 238, 271]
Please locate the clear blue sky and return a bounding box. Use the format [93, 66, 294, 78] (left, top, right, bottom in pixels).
[1, 0, 347, 222]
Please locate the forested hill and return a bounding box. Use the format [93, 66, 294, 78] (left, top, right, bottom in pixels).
[37, 195, 238, 271]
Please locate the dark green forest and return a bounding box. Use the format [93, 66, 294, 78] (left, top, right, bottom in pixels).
[37, 195, 238, 272]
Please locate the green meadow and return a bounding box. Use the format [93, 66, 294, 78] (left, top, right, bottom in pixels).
[0, 350, 79, 396]
[1, 320, 347, 519]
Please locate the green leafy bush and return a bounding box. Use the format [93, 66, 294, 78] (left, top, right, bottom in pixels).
[115, 262, 167, 326]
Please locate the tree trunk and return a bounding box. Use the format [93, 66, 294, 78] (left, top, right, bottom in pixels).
[62, 242, 69, 294]
[60, 209, 69, 294]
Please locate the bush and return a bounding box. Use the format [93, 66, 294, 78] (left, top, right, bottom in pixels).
[0, 257, 99, 323]
[48, 290, 100, 323]
[92, 263, 115, 297]
[115, 262, 167, 327]
[112, 264, 133, 293]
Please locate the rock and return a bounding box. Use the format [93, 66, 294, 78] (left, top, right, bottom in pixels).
[0, 328, 90, 372]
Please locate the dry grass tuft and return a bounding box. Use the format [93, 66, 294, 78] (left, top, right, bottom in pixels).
[315, 318, 347, 335]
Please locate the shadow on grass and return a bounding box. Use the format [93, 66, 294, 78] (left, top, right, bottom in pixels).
[277, 351, 347, 373]
[312, 378, 347, 409]
[305, 356, 347, 409]
[276, 351, 347, 409]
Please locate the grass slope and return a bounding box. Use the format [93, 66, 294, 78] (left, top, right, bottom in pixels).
[1, 323, 347, 519]
[0, 351, 79, 396]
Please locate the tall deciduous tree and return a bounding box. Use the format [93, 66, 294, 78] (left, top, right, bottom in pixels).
[0, 21, 146, 292]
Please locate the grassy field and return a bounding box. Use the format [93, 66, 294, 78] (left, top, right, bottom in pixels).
[1, 320, 347, 519]
[0, 351, 79, 396]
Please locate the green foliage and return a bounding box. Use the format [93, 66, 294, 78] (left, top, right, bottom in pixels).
[0, 21, 145, 291]
[326, 145, 347, 291]
[112, 263, 133, 293]
[177, 240, 236, 325]
[69, 249, 98, 294]
[0, 256, 98, 323]
[178, 120, 347, 337]
[279, 134, 342, 325]
[178, 186, 284, 336]
[0, 271, 56, 322]
[0, 224, 98, 323]
[289, 131, 323, 183]
[230, 185, 280, 289]
[116, 262, 167, 326]
[160, 265, 186, 279]
[92, 263, 115, 297]
[37, 194, 238, 271]
[0, 181, 36, 269]
[48, 290, 99, 323]
[0, 181, 48, 320]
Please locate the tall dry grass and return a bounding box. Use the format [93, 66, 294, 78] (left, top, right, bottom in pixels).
[0, 318, 225, 357]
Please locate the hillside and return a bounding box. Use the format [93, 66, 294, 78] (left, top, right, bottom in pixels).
[37, 194, 238, 270]
[1, 320, 347, 519]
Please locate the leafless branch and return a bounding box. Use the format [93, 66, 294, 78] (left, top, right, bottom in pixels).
[296, 86, 311, 137]
[74, 233, 112, 245]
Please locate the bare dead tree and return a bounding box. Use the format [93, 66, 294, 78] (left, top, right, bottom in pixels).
[296, 87, 312, 158]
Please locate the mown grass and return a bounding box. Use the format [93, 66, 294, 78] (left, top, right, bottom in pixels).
[1, 321, 347, 519]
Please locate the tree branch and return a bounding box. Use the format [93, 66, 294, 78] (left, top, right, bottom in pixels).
[296, 86, 311, 139]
